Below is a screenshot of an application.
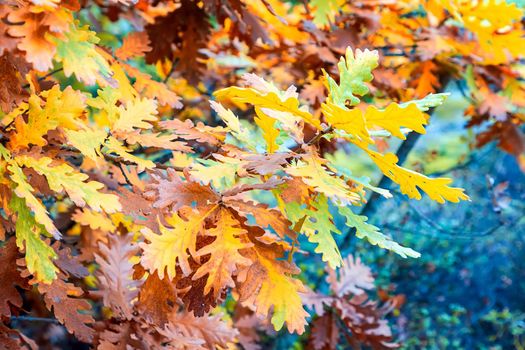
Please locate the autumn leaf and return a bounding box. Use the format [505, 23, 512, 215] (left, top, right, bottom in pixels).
[324, 47, 379, 107]
[9, 85, 85, 150]
[7, 159, 61, 240]
[363, 102, 428, 140]
[144, 168, 219, 211]
[9, 195, 58, 283]
[7, 6, 72, 71]
[95, 234, 141, 320]
[238, 242, 309, 334]
[322, 101, 372, 143]
[310, 0, 340, 26]
[338, 206, 420, 258]
[214, 74, 322, 130]
[140, 207, 216, 280]
[16, 155, 121, 213]
[50, 22, 114, 86]
[327, 254, 375, 297]
[113, 97, 158, 132]
[353, 140, 470, 204]
[193, 208, 253, 297]
[35, 271, 95, 342]
[0, 238, 29, 316]
[285, 195, 343, 269]
[115, 32, 152, 61]
[285, 148, 361, 206]
[210, 100, 256, 150]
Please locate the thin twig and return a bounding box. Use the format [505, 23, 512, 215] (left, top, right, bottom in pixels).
[22, 68, 64, 89]
[118, 163, 133, 186]
[9, 316, 60, 324]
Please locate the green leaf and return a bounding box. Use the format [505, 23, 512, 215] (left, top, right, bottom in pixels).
[50, 22, 113, 86]
[324, 47, 379, 107]
[338, 206, 420, 258]
[9, 195, 58, 283]
[285, 195, 343, 268]
[310, 0, 339, 26]
[400, 93, 450, 112]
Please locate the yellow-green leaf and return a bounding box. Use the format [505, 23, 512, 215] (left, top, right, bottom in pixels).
[50, 23, 114, 86]
[16, 156, 121, 213]
[9, 195, 58, 283]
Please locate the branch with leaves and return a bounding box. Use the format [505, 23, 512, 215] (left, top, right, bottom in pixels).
[1, 0, 523, 348]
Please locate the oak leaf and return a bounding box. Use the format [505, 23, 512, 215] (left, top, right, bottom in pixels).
[193, 208, 253, 297]
[238, 242, 309, 334]
[140, 209, 210, 280]
[0, 238, 29, 317]
[95, 234, 141, 320]
[339, 206, 420, 258]
[16, 155, 121, 213]
[115, 32, 151, 61]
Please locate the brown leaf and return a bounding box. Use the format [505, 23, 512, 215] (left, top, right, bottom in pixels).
[144, 168, 219, 211]
[241, 153, 290, 176]
[158, 311, 238, 349]
[221, 176, 284, 197]
[145, 0, 210, 83]
[96, 322, 153, 350]
[0, 238, 28, 317]
[0, 322, 37, 350]
[0, 52, 28, 113]
[136, 272, 178, 326]
[36, 273, 95, 342]
[53, 242, 89, 279]
[95, 234, 141, 320]
[309, 314, 339, 350]
[335, 295, 398, 349]
[115, 32, 151, 61]
[159, 119, 225, 146]
[327, 255, 374, 297]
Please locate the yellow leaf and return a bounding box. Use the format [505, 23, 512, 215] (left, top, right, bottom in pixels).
[364, 102, 428, 140]
[113, 97, 158, 132]
[110, 62, 138, 103]
[104, 136, 155, 172]
[117, 130, 191, 152]
[255, 107, 280, 153]
[322, 101, 371, 143]
[10, 85, 85, 150]
[210, 101, 256, 150]
[140, 209, 210, 281]
[214, 86, 321, 130]
[353, 140, 469, 203]
[72, 208, 116, 232]
[64, 127, 107, 162]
